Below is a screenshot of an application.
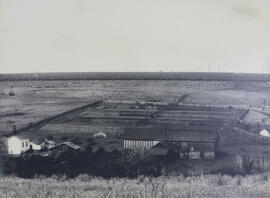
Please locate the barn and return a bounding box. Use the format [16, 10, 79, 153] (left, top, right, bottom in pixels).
[123, 125, 219, 159]
[41, 139, 56, 150]
[49, 142, 80, 157]
[123, 127, 165, 149]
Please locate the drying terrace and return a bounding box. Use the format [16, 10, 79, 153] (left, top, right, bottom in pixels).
[11, 101, 246, 153]
[65, 102, 245, 126]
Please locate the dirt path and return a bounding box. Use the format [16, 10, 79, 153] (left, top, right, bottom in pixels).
[177, 94, 190, 103]
[4, 100, 103, 137]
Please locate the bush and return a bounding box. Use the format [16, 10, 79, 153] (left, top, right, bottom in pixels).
[4, 147, 164, 179]
[76, 174, 94, 182]
[71, 137, 82, 145]
[232, 155, 255, 175]
[8, 91, 15, 96]
[47, 136, 53, 140]
[60, 136, 68, 141]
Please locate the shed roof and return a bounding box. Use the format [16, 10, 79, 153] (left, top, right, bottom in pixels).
[123, 127, 217, 142]
[50, 142, 80, 150]
[43, 139, 56, 145]
[62, 142, 80, 150]
[9, 134, 45, 145]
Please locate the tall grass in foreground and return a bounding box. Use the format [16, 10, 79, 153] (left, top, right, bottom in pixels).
[0, 173, 270, 198]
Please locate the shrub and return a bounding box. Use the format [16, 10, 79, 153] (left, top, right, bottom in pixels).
[217, 175, 225, 186]
[71, 137, 82, 145]
[87, 137, 95, 145]
[47, 136, 53, 140]
[8, 91, 15, 96]
[237, 176, 242, 186]
[76, 174, 95, 182]
[232, 155, 255, 175]
[60, 136, 68, 141]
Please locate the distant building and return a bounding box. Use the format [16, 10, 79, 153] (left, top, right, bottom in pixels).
[260, 129, 270, 137]
[49, 142, 80, 157]
[7, 136, 30, 155]
[30, 141, 42, 151]
[7, 135, 44, 155]
[123, 125, 219, 159]
[41, 139, 56, 150]
[92, 131, 107, 139]
[123, 127, 162, 149]
[149, 142, 170, 155]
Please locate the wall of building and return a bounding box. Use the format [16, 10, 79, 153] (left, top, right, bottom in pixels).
[123, 139, 216, 159]
[8, 137, 30, 155]
[124, 140, 160, 149]
[0, 151, 3, 176]
[41, 142, 56, 150]
[30, 142, 41, 150]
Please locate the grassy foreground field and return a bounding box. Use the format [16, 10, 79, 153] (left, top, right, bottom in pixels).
[0, 174, 270, 198]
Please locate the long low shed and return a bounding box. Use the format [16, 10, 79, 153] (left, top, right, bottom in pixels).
[123, 126, 219, 152]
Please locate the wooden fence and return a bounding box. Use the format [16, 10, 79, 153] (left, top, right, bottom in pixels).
[4, 100, 103, 137]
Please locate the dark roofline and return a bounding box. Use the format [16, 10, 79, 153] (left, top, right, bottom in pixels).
[123, 138, 216, 143]
[123, 127, 218, 142]
[157, 139, 217, 143]
[124, 138, 159, 141]
[50, 142, 80, 150]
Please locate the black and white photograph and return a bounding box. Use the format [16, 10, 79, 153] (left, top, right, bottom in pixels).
[1, 0, 270, 197]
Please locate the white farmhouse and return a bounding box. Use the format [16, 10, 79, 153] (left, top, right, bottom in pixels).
[7, 136, 30, 155]
[30, 142, 42, 150]
[7, 135, 42, 155]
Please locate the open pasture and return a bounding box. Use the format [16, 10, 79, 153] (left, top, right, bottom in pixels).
[12, 100, 251, 157]
[1, 79, 270, 159]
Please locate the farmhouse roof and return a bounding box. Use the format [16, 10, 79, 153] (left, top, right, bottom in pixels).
[8, 135, 29, 141]
[123, 127, 217, 142]
[123, 127, 166, 140]
[55, 142, 80, 150]
[92, 131, 107, 138]
[152, 141, 174, 149]
[149, 142, 170, 155]
[10, 135, 43, 144]
[43, 139, 55, 145]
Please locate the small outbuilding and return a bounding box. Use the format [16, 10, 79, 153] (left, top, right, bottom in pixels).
[49, 142, 80, 157]
[41, 139, 56, 150]
[92, 131, 107, 139]
[260, 129, 270, 137]
[7, 135, 43, 155]
[7, 136, 30, 155]
[123, 125, 219, 160]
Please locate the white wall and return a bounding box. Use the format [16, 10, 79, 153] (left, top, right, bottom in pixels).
[124, 140, 160, 149]
[30, 142, 41, 150]
[8, 136, 30, 155]
[41, 142, 56, 149]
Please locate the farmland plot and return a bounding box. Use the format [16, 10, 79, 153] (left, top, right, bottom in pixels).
[1, 79, 270, 166]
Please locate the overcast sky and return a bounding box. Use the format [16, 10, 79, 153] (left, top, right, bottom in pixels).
[1, 0, 270, 73]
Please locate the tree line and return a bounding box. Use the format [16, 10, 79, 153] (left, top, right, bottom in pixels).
[3, 146, 180, 179]
[1, 72, 270, 81]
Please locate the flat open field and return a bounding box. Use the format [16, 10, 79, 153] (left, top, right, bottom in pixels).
[18, 101, 243, 154]
[1, 80, 270, 133]
[1, 80, 270, 163]
[0, 174, 270, 198]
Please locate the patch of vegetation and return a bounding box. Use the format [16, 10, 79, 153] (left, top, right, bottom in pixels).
[0, 173, 270, 198]
[8, 91, 15, 96]
[3, 148, 166, 178]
